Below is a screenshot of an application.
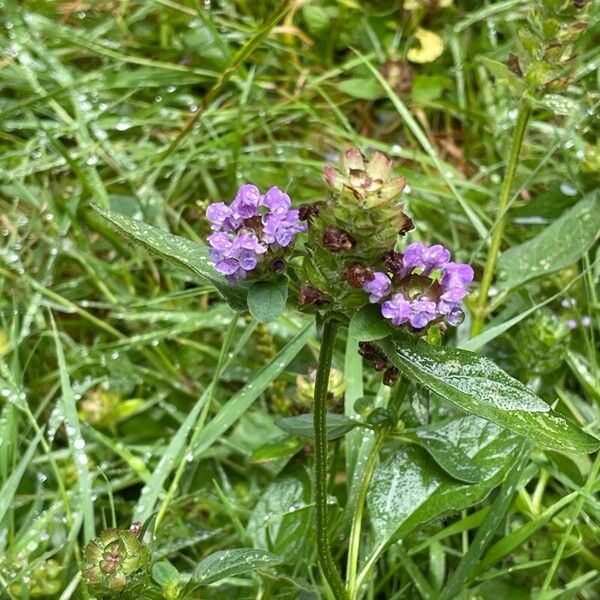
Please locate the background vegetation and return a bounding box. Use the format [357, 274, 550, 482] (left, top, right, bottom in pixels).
[0, 0, 599, 598]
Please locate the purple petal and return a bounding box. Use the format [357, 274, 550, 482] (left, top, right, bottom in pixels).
[215, 258, 240, 275]
[381, 293, 411, 326]
[207, 232, 232, 252]
[363, 272, 392, 303]
[261, 186, 292, 214]
[231, 184, 261, 218]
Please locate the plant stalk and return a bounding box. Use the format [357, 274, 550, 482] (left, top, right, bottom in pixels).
[313, 318, 348, 600]
[346, 430, 383, 599]
[471, 103, 531, 336]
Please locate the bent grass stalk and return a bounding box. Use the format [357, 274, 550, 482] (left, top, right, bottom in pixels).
[313, 319, 348, 599]
[346, 430, 383, 599]
[471, 103, 531, 336]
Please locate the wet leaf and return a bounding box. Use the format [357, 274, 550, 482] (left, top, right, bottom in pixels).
[247, 465, 312, 559]
[92, 205, 249, 310]
[379, 336, 600, 453]
[368, 416, 520, 546]
[407, 28, 445, 64]
[497, 193, 600, 292]
[405, 428, 483, 483]
[275, 413, 360, 441]
[192, 548, 282, 585]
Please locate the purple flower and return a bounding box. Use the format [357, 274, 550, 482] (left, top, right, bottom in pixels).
[206, 202, 242, 232]
[402, 242, 450, 276]
[581, 315, 592, 327]
[381, 293, 411, 326]
[441, 262, 474, 289]
[363, 272, 392, 303]
[262, 210, 306, 247]
[261, 187, 291, 214]
[409, 299, 437, 329]
[206, 183, 306, 282]
[231, 184, 261, 218]
[209, 231, 266, 282]
[566, 319, 577, 330]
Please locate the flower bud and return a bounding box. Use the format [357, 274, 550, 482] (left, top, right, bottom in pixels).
[298, 284, 327, 308]
[323, 226, 354, 252]
[82, 527, 151, 596]
[343, 263, 374, 288]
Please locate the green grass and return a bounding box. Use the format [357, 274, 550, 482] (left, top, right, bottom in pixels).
[1, 0, 599, 598]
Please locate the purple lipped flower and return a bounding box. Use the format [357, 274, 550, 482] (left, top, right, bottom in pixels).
[441, 262, 474, 289]
[229, 231, 267, 256]
[401, 242, 450, 276]
[363, 272, 392, 303]
[207, 231, 232, 252]
[206, 202, 242, 232]
[381, 293, 411, 326]
[262, 210, 306, 247]
[261, 186, 292, 214]
[231, 184, 261, 218]
[409, 299, 437, 329]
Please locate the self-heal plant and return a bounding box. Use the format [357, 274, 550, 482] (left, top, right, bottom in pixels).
[95, 146, 599, 600]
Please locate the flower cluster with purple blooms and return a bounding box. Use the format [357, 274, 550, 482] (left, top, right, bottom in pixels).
[362, 242, 473, 329]
[206, 184, 306, 282]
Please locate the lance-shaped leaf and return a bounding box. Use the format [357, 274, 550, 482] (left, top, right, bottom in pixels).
[379, 336, 599, 454]
[93, 205, 249, 309]
[497, 193, 600, 292]
[368, 416, 520, 548]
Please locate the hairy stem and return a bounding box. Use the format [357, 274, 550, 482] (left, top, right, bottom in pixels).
[471, 103, 531, 336]
[314, 318, 348, 599]
[346, 430, 383, 599]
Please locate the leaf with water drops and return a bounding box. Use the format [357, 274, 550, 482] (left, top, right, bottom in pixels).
[247, 465, 312, 559]
[379, 336, 600, 453]
[367, 416, 520, 548]
[92, 205, 249, 309]
[497, 192, 600, 293]
[404, 428, 482, 483]
[275, 413, 360, 441]
[192, 548, 283, 585]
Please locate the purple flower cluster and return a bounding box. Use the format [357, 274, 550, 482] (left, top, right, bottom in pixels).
[206, 184, 306, 282]
[362, 242, 473, 329]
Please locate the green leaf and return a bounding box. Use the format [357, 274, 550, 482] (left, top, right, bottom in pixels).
[439, 442, 530, 599]
[367, 416, 521, 548]
[152, 561, 180, 588]
[479, 56, 525, 96]
[338, 78, 384, 100]
[247, 277, 289, 323]
[92, 205, 249, 309]
[251, 435, 304, 463]
[405, 429, 483, 483]
[192, 548, 283, 585]
[275, 413, 360, 441]
[348, 303, 392, 341]
[497, 193, 600, 292]
[247, 465, 312, 559]
[379, 336, 600, 454]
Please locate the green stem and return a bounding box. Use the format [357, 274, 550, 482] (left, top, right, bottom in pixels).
[346, 430, 383, 599]
[314, 319, 348, 600]
[471, 103, 531, 336]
